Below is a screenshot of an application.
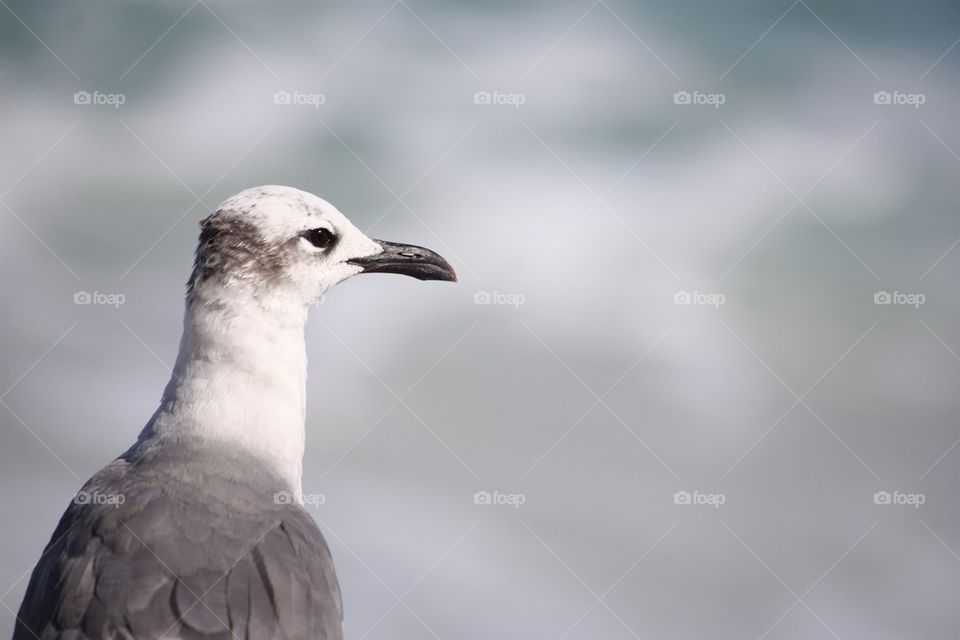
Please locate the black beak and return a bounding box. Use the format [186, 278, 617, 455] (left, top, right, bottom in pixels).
[348, 240, 457, 282]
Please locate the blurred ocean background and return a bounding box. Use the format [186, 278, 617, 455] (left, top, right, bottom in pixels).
[1, 1, 959, 638]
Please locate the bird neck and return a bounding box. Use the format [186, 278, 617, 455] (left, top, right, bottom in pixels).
[138, 288, 311, 494]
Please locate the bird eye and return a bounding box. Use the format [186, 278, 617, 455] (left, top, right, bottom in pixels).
[303, 227, 335, 249]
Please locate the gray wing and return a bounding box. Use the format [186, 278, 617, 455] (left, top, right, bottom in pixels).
[15, 456, 342, 640]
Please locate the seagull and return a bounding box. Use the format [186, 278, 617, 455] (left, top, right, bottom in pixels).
[14, 185, 456, 640]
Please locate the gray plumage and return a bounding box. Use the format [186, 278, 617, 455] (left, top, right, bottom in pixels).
[14, 443, 342, 640]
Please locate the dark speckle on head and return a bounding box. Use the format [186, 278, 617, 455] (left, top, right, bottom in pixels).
[186, 212, 291, 301]
[295, 196, 308, 213]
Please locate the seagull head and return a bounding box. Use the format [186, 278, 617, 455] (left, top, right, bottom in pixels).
[187, 185, 456, 307]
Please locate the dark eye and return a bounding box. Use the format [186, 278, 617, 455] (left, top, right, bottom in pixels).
[303, 227, 335, 249]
